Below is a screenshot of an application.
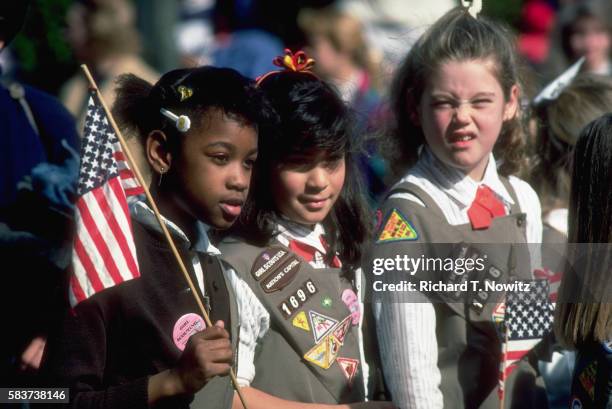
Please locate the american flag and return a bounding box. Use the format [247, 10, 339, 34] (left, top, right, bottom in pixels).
[534, 268, 562, 302]
[498, 279, 554, 400]
[69, 92, 143, 307]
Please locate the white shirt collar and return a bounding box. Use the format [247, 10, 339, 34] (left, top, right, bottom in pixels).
[410, 147, 515, 209]
[130, 200, 221, 255]
[274, 215, 328, 255]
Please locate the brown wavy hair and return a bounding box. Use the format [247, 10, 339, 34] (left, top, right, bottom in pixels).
[382, 7, 527, 180]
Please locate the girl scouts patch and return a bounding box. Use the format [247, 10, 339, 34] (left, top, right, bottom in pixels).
[332, 316, 352, 344]
[309, 310, 338, 343]
[304, 333, 342, 369]
[321, 296, 333, 309]
[292, 311, 310, 331]
[341, 289, 361, 325]
[251, 246, 290, 281]
[337, 357, 359, 386]
[376, 209, 418, 243]
[578, 361, 597, 400]
[251, 246, 301, 293]
[173, 313, 206, 351]
[304, 338, 333, 369]
[571, 398, 582, 409]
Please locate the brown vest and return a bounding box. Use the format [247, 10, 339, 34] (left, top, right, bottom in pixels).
[220, 237, 365, 404]
[364, 178, 543, 409]
[190, 255, 240, 409]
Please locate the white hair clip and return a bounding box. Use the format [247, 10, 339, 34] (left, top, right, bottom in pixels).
[461, 0, 482, 18]
[160, 108, 191, 132]
[533, 57, 586, 106]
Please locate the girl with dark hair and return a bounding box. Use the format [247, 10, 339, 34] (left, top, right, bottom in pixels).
[218, 51, 392, 409]
[554, 113, 612, 409]
[366, 7, 543, 409]
[43, 66, 274, 409]
[544, 0, 612, 80]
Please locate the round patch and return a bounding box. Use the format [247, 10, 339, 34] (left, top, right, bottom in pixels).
[603, 339, 612, 354]
[571, 397, 582, 409]
[342, 289, 360, 325]
[173, 313, 206, 351]
[321, 296, 333, 309]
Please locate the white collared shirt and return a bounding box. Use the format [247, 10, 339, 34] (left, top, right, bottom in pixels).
[375, 148, 543, 409]
[130, 201, 270, 388]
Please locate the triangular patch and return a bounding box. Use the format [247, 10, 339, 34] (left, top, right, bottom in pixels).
[376, 209, 418, 243]
[327, 335, 342, 364]
[337, 357, 359, 386]
[304, 338, 332, 369]
[292, 311, 310, 332]
[332, 316, 352, 344]
[492, 301, 505, 324]
[309, 310, 339, 344]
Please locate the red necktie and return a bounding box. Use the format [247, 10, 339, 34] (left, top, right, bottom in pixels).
[289, 237, 342, 268]
[467, 185, 506, 230]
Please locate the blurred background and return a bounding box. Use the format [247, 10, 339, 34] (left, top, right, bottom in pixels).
[4, 0, 610, 104]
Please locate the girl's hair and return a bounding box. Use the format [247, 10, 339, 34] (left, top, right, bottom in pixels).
[554, 113, 612, 348]
[112, 66, 272, 152]
[546, 0, 612, 74]
[530, 74, 612, 214]
[298, 7, 382, 92]
[235, 71, 371, 271]
[383, 7, 525, 179]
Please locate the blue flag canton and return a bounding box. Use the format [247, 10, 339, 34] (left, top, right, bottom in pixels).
[505, 279, 554, 340]
[78, 94, 119, 196]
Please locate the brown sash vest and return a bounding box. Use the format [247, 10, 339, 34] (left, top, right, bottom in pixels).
[131, 221, 239, 409]
[364, 178, 544, 409]
[189, 255, 240, 409]
[220, 237, 366, 404]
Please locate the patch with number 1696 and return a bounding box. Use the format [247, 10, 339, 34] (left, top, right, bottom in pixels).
[278, 279, 318, 319]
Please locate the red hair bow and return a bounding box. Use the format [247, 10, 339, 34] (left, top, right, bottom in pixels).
[273, 49, 315, 72]
[256, 49, 317, 84]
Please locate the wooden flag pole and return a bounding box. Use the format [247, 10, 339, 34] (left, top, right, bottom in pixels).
[80, 65, 249, 408]
[499, 325, 509, 409]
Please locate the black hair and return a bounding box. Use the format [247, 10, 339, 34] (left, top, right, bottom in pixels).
[554, 113, 612, 347]
[235, 71, 371, 272]
[0, 1, 30, 47]
[112, 66, 273, 153]
[567, 114, 612, 245]
[383, 7, 526, 179]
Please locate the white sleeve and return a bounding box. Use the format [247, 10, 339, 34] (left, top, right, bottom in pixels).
[222, 264, 270, 387]
[373, 300, 444, 409]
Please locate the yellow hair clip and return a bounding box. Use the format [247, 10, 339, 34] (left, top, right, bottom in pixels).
[177, 85, 193, 101]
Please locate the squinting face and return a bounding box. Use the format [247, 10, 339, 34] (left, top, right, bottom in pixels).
[271, 152, 346, 225]
[171, 110, 258, 229]
[418, 59, 518, 181]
